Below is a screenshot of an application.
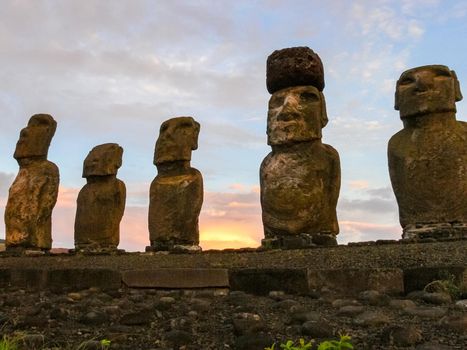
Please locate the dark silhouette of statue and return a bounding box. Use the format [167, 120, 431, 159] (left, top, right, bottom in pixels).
[5, 114, 59, 251]
[389, 65, 467, 239]
[148, 117, 203, 252]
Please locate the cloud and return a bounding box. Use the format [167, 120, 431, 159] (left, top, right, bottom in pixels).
[338, 220, 400, 243]
[338, 197, 396, 214]
[349, 180, 369, 190]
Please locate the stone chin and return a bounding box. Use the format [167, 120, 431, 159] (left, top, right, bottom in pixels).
[399, 105, 457, 119]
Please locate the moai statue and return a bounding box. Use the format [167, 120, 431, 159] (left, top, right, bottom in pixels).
[260, 47, 341, 249]
[5, 114, 59, 251]
[148, 117, 203, 252]
[74, 143, 126, 251]
[389, 65, 467, 239]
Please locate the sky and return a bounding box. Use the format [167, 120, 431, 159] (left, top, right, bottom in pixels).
[1, 0, 466, 251]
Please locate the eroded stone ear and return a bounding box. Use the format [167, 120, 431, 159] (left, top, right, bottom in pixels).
[451, 70, 463, 102]
[115, 145, 123, 170]
[191, 120, 200, 150]
[394, 84, 400, 111]
[319, 92, 328, 128]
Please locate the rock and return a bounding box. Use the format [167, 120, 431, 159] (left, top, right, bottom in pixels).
[359, 290, 390, 306]
[235, 333, 274, 350]
[190, 298, 211, 312]
[74, 143, 125, 251]
[337, 305, 365, 316]
[120, 311, 152, 326]
[424, 280, 450, 294]
[266, 46, 325, 93]
[274, 299, 299, 311]
[290, 310, 321, 324]
[331, 299, 360, 308]
[301, 320, 334, 338]
[455, 299, 467, 309]
[67, 292, 82, 301]
[164, 329, 192, 346]
[404, 306, 448, 319]
[232, 313, 265, 335]
[389, 65, 467, 240]
[354, 311, 390, 326]
[440, 315, 467, 333]
[389, 299, 417, 310]
[5, 114, 59, 250]
[170, 317, 192, 331]
[80, 311, 109, 325]
[148, 117, 203, 251]
[382, 325, 423, 346]
[421, 292, 452, 305]
[268, 290, 286, 301]
[49, 307, 70, 320]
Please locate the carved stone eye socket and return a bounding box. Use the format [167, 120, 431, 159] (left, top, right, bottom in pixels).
[398, 76, 414, 86]
[300, 92, 318, 101]
[269, 95, 285, 107]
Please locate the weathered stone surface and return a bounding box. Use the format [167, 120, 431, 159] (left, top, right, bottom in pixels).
[260, 84, 340, 248]
[382, 324, 423, 347]
[5, 114, 59, 250]
[229, 268, 310, 295]
[307, 268, 404, 296]
[404, 266, 466, 295]
[122, 268, 229, 289]
[74, 143, 126, 250]
[46, 268, 122, 291]
[148, 117, 203, 250]
[388, 65, 467, 239]
[266, 46, 324, 93]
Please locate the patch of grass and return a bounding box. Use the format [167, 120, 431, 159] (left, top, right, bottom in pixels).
[266, 334, 353, 350]
[0, 335, 18, 350]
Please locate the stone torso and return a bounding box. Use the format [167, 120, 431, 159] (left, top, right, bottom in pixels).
[5, 160, 59, 249]
[389, 120, 467, 228]
[260, 142, 340, 237]
[74, 177, 126, 249]
[148, 167, 203, 246]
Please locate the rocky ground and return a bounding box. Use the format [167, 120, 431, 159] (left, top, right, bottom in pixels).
[0, 240, 466, 349]
[0, 281, 466, 349]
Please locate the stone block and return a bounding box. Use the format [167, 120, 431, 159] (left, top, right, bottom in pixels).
[9, 268, 48, 289]
[122, 268, 229, 289]
[229, 268, 310, 295]
[0, 269, 11, 287]
[403, 266, 467, 294]
[307, 268, 404, 296]
[47, 268, 121, 291]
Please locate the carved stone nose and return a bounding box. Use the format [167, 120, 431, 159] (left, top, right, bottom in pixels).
[414, 73, 433, 91]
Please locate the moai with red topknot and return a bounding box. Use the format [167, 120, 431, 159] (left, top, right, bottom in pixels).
[260, 47, 341, 249]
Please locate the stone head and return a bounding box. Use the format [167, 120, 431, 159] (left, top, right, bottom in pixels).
[267, 46, 325, 94]
[154, 116, 200, 165]
[83, 143, 123, 177]
[395, 65, 463, 119]
[267, 85, 328, 145]
[14, 114, 57, 160]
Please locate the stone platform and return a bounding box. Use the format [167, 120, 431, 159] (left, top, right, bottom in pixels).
[0, 239, 466, 297]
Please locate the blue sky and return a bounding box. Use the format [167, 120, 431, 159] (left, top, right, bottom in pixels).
[1, 0, 466, 250]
